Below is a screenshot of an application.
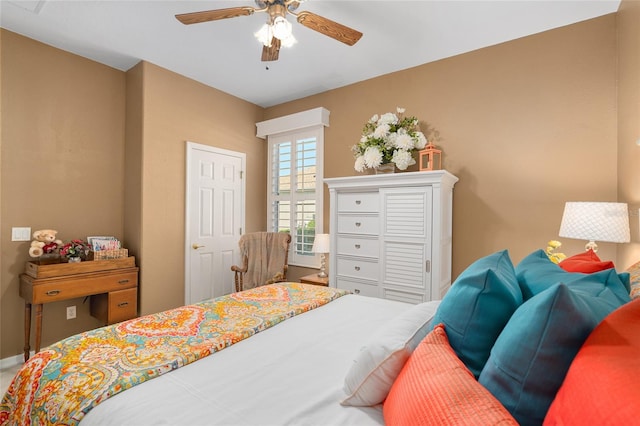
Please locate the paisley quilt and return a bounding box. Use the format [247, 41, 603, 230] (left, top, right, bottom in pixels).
[0, 283, 349, 425]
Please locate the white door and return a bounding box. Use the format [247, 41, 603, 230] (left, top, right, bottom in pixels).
[185, 142, 245, 304]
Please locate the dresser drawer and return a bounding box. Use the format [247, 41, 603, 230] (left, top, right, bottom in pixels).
[337, 192, 379, 213]
[337, 215, 379, 235]
[336, 257, 379, 281]
[336, 236, 379, 258]
[337, 278, 379, 298]
[91, 288, 138, 325]
[23, 269, 138, 304]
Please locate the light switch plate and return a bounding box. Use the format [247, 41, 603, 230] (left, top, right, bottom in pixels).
[11, 227, 32, 241]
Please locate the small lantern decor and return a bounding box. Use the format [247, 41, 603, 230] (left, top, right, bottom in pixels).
[418, 142, 442, 171]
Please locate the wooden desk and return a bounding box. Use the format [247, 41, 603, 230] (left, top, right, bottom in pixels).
[19, 258, 138, 361]
[300, 273, 329, 286]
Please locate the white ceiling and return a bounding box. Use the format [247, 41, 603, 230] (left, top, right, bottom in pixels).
[1, 0, 621, 107]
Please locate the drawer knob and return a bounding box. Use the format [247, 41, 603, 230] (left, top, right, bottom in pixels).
[355, 244, 361, 249]
[117, 302, 129, 308]
[354, 289, 361, 294]
[354, 266, 361, 271]
[45, 290, 60, 296]
[355, 222, 361, 227]
[355, 200, 361, 205]
[118, 279, 129, 284]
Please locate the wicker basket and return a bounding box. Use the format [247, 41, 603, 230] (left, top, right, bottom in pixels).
[92, 248, 129, 260]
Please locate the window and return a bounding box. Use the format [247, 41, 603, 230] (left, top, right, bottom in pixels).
[268, 128, 323, 267]
[257, 108, 328, 268]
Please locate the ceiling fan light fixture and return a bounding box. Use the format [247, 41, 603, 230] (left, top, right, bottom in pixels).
[177, 0, 362, 62]
[272, 15, 292, 40]
[279, 33, 297, 48]
[254, 23, 273, 46]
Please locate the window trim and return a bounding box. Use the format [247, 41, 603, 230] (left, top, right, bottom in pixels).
[257, 108, 329, 268]
[256, 107, 329, 138]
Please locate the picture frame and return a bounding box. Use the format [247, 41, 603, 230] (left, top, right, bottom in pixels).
[87, 236, 120, 251]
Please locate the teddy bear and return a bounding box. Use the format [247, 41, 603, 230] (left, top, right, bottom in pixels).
[29, 229, 63, 258]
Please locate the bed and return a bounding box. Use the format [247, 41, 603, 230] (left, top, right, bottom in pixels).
[1, 283, 438, 425]
[5, 249, 637, 425]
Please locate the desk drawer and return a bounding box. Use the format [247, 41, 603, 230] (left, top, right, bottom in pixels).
[91, 288, 138, 324]
[25, 269, 138, 304]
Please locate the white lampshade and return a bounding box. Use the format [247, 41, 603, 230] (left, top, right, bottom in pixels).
[312, 234, 330, 253]
[272, 16, 292, 40]
[559, 202, 630, 251]
[254, 23, 273, 46]
[254, 20, 295, 47]
[279, 33, 297, 48]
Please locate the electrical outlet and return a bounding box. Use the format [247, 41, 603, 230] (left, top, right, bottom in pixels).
[66, 306, 76, 320]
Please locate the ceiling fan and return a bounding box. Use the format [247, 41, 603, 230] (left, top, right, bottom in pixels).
[175, 0, 363, 62]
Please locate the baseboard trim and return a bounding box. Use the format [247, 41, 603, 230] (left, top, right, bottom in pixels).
[0, 353, 31, 370]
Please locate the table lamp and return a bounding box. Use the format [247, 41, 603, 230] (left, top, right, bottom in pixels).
[559, 202, 630, 252]
[312, 233, 330, 278]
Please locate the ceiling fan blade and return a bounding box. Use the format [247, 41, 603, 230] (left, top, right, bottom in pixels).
[296, 11, 362, 46]
[175, 7, 255, 25]
[261, 37, 281, 62]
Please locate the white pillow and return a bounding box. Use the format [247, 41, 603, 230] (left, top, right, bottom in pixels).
[341, 300, 440, 406]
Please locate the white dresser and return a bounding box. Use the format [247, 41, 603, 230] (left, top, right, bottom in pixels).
[325, 171, 458, 303]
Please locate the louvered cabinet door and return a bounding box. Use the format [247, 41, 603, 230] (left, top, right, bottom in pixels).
[380, 187, 433, 304]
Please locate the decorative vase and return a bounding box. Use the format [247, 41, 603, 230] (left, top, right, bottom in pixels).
[68, 256, 81, 263]
[374, 163, 396, 174]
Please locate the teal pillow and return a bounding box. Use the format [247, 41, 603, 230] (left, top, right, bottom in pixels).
[478, 283, 624, 426]
[516, 249, 630, 303]
[619, 271, 631, 293]
[431, 250, 522, 377]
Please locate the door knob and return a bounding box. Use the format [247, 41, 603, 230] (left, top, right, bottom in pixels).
[192, 244, 205, 249]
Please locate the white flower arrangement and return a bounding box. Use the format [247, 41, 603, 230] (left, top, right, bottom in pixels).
[352, 107, 429, 172]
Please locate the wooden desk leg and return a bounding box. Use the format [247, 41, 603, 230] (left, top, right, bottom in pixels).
[24, 302, 32, 362]
[34, 303, 43, 355]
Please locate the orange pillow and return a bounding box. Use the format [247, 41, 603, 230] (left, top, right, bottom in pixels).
[544, 299, 640, 425]
[559, 250, 614, 273]
[383, 324, 518, 426]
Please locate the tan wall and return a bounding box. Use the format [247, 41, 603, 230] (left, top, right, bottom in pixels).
[127, 62, 266, 315]
[265, 15, 619, 277]
[617, 0, 640, 268]
[1, 30, 126, 357]
[123, 63, 143, 277]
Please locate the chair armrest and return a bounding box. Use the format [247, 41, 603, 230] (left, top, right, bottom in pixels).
[231, 255, 248, 273]
[231, 264, 247, 273]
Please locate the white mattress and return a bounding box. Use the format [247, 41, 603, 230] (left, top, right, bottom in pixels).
[81, 294, 416, 425]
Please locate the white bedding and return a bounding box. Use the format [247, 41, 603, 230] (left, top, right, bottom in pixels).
[81, 294, 419, 425]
